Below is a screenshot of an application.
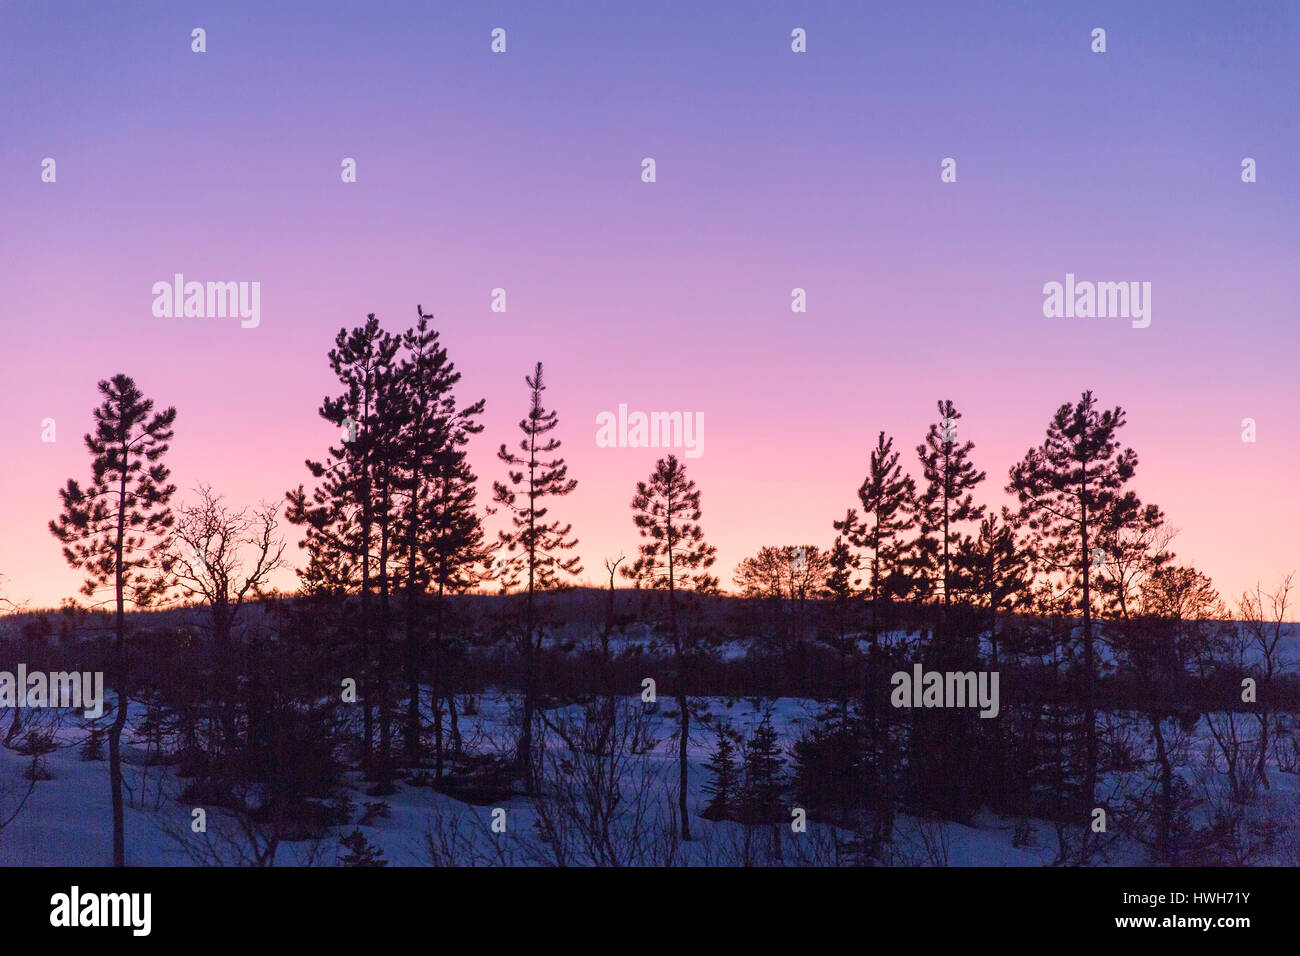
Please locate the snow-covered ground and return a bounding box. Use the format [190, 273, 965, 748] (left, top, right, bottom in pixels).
[1, 693, 1296, 866]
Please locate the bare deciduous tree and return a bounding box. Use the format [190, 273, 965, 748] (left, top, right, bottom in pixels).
[164, 484, 285, 754]
[166, 484, 285, 642]
[1238, 573, 1294, 789]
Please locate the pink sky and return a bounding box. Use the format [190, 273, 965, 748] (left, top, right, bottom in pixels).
[1, 1, 1296, 613]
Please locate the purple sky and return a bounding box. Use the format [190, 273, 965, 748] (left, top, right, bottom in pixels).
[2, 1, 1297, 613]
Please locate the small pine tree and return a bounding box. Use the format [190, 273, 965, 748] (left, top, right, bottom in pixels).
[792, 710, 862, 828]
[337, 828, 388, 867]
[824, 533, 858, 605]
[740, 712, 786, 825]
[742, 711, 788, 860]
[80, 725, 105, 762]
[701, 722, 741, 821]
[330, 792, 357, 826]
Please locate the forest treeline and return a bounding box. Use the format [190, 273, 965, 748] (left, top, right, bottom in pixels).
[3, 307, 1295, 867]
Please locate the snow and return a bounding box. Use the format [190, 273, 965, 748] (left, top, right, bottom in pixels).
[1, 692, 1296, 866]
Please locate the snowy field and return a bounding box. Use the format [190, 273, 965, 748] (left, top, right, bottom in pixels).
[1, 690, 1296, 867]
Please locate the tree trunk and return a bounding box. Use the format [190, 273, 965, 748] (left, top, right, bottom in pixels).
[1079, 482, 1097, 863]
[669, 521, 690, 841]
[517, 432, 540, 791]
[404, 594, 420, 761]
[377, 473, 393, 777]
[110, 431, 129, 868]
[1255, 655, 1272, 789]
[403, 517, 421, 761]
[1152, 712, 1172, 863]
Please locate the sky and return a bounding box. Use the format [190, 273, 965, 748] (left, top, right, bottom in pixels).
[1, 1, 1297, 614]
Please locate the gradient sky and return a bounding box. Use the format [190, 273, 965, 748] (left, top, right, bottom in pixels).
[2, 1, 1297, 614]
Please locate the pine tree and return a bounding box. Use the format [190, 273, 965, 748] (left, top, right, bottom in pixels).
[701, 722, 741, 821]
[825, 534, 858, 605]
[833, 431, 915, 855]
[740, 712, 787, 859]
[493, 363, 582, 785]
[834, 431, 917, 640]
[914, 400, 986, 608]
[1093, 498, 1171, 622]
[50, 374, 177, 867]
[285, 316, 402, 778]
[368, 331, 406, 781]
[962, 508, 1031, 667]
[823, 534, 860, 717]
[961, 508, 1031, 812]
[337, 828, 388, 867]
[626, 454, 718, 839]
[396, 308, 486, 770]
[741, 714, 785, 821]
[792, 707, 862, 830]
[1007, 390, 1143, 859]
[80, 725, 105, 762]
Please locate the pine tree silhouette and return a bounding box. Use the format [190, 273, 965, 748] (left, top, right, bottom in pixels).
[1008, 390, 1144, 861]
[50, 374, 177, 867]
[493, 362, 582, 787]
[626, 455, 718, 839]
[914, 399, 986, 608]
[701, 722, 742, 821]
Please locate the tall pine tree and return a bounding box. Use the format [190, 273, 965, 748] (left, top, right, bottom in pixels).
[493, 362, 582, 785]
[914, 399, 986, 608]
[833, 430, 915, 854]
[285, 316, 402, 777]
[834, 431, 917, 639]
[396, 308, 485, 769]
[1007, 390, 1142, 859]
[626, 454, 717, 839]
[50, 374, 177, 867]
